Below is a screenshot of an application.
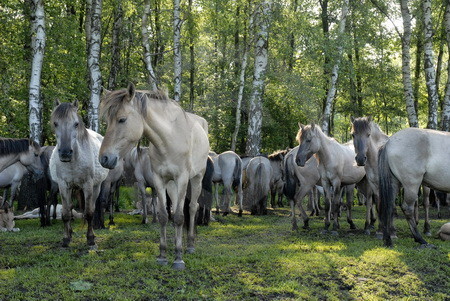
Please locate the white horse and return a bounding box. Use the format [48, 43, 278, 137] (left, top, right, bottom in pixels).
[49, 100, 109, 248]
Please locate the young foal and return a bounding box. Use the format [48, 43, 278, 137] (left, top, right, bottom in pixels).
[49, 100, 109, 248]
[99, 84, 209, 270]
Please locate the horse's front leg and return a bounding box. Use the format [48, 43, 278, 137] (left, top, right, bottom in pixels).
[154, 178, 169, 265]
[330, 182, 342, 235]
[188, 174, 202, 251]
[344, 184, 356, 230]
[320, 181, 333, 233]
[84, 183, 98, 248]
[59, 185, 73, 247]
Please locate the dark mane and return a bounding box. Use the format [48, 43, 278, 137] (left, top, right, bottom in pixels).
[351, 117, 371, 133]
[268, 149, 290, 161]
[101, 88, 172, 122]
[0, 138, 35, 156]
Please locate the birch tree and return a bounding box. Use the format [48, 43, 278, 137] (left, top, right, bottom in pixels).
[87, 0, 102, 132]
[400, 0, 419, 127]
[173, 0, 182, 102]
[422, 0, 439, 130]
[142, 0, 158, 90]
[246, 1, 272, 156]
[28, 0, 45, 144]
[108, 2, 122, 90]
[321, 0, 349, 135]
[442, 1, 450, 131]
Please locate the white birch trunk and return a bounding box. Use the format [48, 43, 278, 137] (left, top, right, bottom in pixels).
[422, 0, 439, 130]
[442, 2, 450, 131]
[87, 0, 102, 132]
[321, 0, 349, 135]
[246, 1, 272, 156]
[173, 0, 182, 102]
[400, 0, 419, 128]
[28, 0, 45, 144]
[142, 0, 158, 90]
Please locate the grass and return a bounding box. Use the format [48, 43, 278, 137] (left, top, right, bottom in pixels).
[1, 199, 449, 301]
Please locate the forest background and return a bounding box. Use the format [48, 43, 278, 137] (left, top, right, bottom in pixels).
[1, 0, 449, 155]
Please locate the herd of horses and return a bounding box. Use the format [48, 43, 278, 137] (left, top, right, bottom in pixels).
[1, 84, 449, 270]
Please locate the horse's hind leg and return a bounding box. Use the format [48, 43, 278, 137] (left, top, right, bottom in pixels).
[402, 187, 428, 245]
[59, 186, 73, 247]
[187, 175, 202, 253]
[422, 187, 431, 236]
[84, 184, 98, 248]
[344, 185, 357, 230]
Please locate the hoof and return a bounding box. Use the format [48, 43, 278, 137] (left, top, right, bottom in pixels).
[350, 224, 357, 230]
[172, 260, 186, 270]
[390, 234, 398, 239]
[321, 230, 329, 235]
[89, 244, 98, 251]
[186, 247, 195, 254]
[62, 238, 71, 248]
[238, 210, 243, 217]
[375, 232, 383, 240]
[108, 221, 115, 226]
[156, 257, 168, 265]
[330, 231, 339, 236]
[417, 243, 436, 249]
[424, 231, 432, 237]
[364, 229, 371, 235]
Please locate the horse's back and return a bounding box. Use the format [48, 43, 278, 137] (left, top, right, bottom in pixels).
[188, 117, 210, 178]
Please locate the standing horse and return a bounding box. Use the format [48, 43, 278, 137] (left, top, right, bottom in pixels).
[268, 150, 289, 208]
[351, 117, 389, 235]
[38, 145, 60, 226]
[378, 127, 450, 247]
[49, 100, 109, 248]
[244, 156, 272, 215]
[296, 123, 365, 234]
[0, 162, 29, 208]
[211, 150, 243, 216]
[284, 146, 321, 230]
[99, 84, 209, 270]
[0, 138, 41, 175]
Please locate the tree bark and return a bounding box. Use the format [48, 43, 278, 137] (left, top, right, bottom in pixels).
[246, 1, 272, 156]
[188, 0, 195, 110]
[422, 0, 439, 130]
[173, 0, 182, 102]
[400, 0, 419, 127]
[87, 0, 102, 132]
[108, 2, 122, 90]
[142, 0, 158, 90]
[321, 0, 349, 135]
[320, 0, 331, 134]
[28, 0, 45, 144]
[442, 1, 450, 131]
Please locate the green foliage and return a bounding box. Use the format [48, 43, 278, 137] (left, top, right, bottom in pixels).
[1, 205, 449, 300]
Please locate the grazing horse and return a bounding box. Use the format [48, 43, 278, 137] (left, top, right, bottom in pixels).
[283, 146, 320, 230]
[244, 156, 272, 215]
[296, 123, 365, 234]
[99, 84, 209, 270]
[378, 127, 450, 247]
[49, 100, 109, 248]
[268, 150, 289, 208]
[210, 150, 243, 216]
[351, 117, 389, 235]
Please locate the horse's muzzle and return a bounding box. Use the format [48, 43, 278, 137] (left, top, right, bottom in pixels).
[355, 155, 367, 166]
[295, 157, 306, 167]
[100, 154, 117, 169]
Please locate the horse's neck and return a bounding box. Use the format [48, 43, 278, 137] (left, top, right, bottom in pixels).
[315, 130, 334, 166]
[0, 154, 19, 174]
[367, 125, 389, 161]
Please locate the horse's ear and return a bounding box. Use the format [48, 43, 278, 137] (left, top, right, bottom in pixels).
[55, 99, 61, 107]
[101, 86, 111, 95]
[311, 122, 315, 130]
[298, 122, 304, 130]
[350, 116, 355, 123]
[127, 82, 136, 101]
[72, 99, 79, 109]
[368, 115, 373, 122]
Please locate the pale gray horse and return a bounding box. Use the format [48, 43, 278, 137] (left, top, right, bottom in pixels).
[211, 150, 243, 216]
[296, 123, 365, 234]
[0, 138, 42, 175]
[284, 146, 320, 230]
[268, 150, 289, 208]
[50, 100, 109, 249]
[123, 146, 158, 224]
[0, 162, 28, 208]
[244, 156, 272, 215]
[378, 127, 450, 247]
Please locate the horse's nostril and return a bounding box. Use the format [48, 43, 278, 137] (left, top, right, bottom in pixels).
[100, 155, 108, 166]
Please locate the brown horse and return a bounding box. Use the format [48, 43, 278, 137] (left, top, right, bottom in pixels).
[99, 84, 209, 270]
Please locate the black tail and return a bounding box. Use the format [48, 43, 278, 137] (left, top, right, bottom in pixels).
[283, 154, 298, 200]
[378, 144, 394, 247]
[197, 157, 214, 225]
[232, 157, 242, 189]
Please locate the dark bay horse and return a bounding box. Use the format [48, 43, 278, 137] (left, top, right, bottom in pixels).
[99, 84, 210, 270]
[378, 127, 450, 247]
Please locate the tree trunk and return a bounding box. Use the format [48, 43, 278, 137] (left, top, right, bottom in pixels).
[246, 1, 272, 156]
[173, 0, 182, 102]
[320, 0, 331, 134]
[28, 0, 45, 144]
[442, 1, 450, 131]
[423, 0, 439, 130]
[188, 0, 195, 110]
[108, 2, 122, 90]
[87, 0, 102, 132]
[321, 0, 349, 136]
[400, 0, 419, 127]
[142, 0, 158, 90]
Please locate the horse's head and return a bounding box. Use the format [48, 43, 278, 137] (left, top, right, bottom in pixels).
[51, 100, 85, 162]
[350, 116, 372, 166]
[295, 123, 320, 167]
[99, 83, 144, 169]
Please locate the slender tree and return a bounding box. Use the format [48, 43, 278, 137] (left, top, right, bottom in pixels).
[142, 0, 158, 90]
[108, 2, 122, 90]
[246, 1, 272, 156]
[173, 0, 182, 102]
[321, 0, 349, 135]
[422, 0, 439, 130]
[442, 1, 450, 131]
[28, 0, 45, 144]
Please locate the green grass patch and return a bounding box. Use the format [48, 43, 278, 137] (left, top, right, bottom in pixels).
[1, 205, 449, 300]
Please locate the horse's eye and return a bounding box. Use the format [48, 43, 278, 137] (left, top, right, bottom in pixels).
[54, 122, 58, 128]
[367, 133, 371, 137]
[351, 133, 355, 137]
[118, 118, 127, 124]
[74, 122, 79, 128]
[35, 153, 39, 157]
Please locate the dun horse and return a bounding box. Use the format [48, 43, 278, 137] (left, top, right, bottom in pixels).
[99, 84, 209, 270]
[378, 127, 450, 247]
[296, 123, 365, 234]
[49, 100, 109, 248]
